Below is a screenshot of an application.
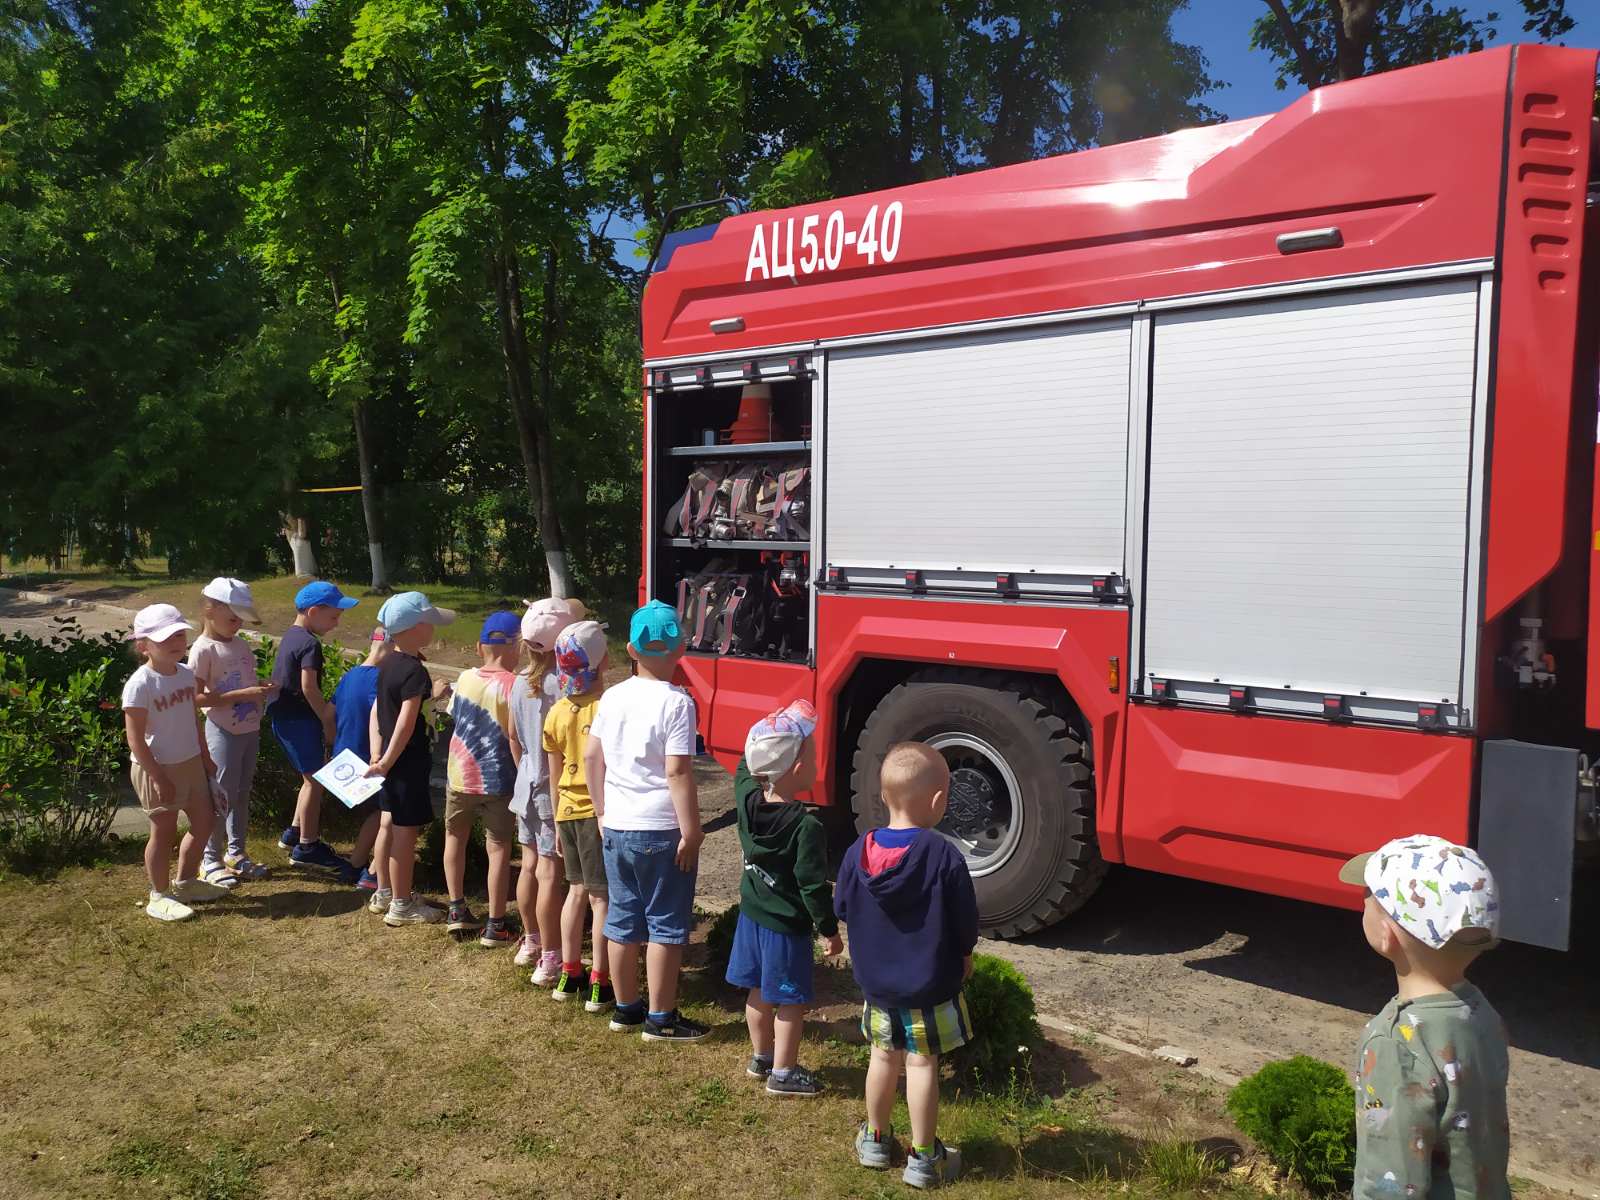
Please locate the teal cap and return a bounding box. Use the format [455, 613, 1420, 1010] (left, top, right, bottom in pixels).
[629, 600, 684, 656]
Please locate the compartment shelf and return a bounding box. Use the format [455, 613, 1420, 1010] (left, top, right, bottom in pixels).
[667, 538, 809, 552]
[665, 440, 810, 458]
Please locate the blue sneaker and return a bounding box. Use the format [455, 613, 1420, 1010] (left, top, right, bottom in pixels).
[354, 868, 379, 891]
[279, 825, 299, 849]
[335, 860, 362, 886]
[903, 1141, 961, 1189]
[290, 840, 351, 872]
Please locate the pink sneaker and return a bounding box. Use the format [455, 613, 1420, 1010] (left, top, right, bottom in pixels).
[514, 933, 541, 967]
[530, 950, 561, 987]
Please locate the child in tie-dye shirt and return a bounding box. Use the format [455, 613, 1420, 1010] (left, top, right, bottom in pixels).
[442, 611, 522, 945]
[1339, 835, 1509, 1200]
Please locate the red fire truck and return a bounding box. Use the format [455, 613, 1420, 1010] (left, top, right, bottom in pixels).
[639, 45, 1599, 950]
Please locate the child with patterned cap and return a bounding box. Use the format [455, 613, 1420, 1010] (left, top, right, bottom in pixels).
[542, 619, 613, 1009]
[442, 611, 524, 945]
[727, 699, 842, 1097]
[1339, 834, 1509, 1200]
[583, 600, 708, 1042]
[188, 577, 275, 887]
[510, 597, 584, 981]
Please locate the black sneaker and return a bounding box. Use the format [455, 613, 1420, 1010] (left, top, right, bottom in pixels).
[765, 1066, 822, 1098]
[641, 1011, 710, 1043]
[446, 900, 480, 934]
[551, 967, 587, 1002]
[584, 979, 615, 1013]
[746, 1054, 774, 1080]
[478, 919, 516, 948]
[608, 1004, 646, 1033]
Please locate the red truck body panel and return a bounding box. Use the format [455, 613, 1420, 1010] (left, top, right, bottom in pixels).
[643, 46, 1599, 910]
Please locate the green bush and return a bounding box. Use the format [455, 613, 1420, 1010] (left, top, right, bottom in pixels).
[1226, 1056, 1356, 1194]
[954, 953, 1042, 1090]
[0, 619, 132, 870]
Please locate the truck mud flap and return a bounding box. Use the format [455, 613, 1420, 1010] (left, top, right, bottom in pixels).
[1477, 740, 1576, 951]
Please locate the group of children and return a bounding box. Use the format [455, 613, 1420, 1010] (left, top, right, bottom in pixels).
[119, 576, 1516, 1194]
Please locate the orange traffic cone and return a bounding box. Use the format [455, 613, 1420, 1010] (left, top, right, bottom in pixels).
[727, 383, 773, 444]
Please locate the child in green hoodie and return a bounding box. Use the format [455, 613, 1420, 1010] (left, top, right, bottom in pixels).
[726, 699, 842, 1097]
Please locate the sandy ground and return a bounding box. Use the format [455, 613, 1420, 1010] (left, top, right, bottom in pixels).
[7, 588, 1598, 1192]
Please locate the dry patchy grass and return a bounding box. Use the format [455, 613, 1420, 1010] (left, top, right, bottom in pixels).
[0, 845, 1272, 1200]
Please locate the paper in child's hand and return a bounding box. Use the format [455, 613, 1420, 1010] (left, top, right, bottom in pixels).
[314, 749, 385, 809]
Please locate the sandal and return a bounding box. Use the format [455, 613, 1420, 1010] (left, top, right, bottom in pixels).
[224, 855, 269, 881]
[200, 864, 240, 889]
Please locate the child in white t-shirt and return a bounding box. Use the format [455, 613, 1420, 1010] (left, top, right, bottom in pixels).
[188, 578, 277, 886]
[121, 604, 229, 922]
[584, 600, 706, 1042]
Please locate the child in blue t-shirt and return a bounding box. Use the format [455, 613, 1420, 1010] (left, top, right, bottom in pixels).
[329, 627, 390, 890]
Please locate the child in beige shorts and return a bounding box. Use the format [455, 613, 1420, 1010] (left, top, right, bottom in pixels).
[121, 604, 230, 921]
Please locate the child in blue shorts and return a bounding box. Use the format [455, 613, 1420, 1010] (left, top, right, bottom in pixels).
[726, 699, 842, 1097]
[835, 742, 977, 1189]
[268, 580, 358, 875]
[584, 600, 707, 1043]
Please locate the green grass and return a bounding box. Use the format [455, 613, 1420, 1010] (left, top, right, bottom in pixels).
[0, 845, 1283, 1200]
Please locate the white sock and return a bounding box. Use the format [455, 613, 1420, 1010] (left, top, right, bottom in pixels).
[149, 889, 165, 903]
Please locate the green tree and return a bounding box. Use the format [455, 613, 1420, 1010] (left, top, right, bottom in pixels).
[1253, 0, 1575, 90]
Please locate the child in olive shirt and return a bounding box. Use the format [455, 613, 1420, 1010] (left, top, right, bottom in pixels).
[726, 700, 842, 1097]
[1339, 834, 1510, 1200]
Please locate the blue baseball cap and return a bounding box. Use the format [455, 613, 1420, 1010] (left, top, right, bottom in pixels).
[294, 581, 359, 612]
[480, 610, 521, 646]
[377, 590, 457, 635]
[629, 600, 684, 655]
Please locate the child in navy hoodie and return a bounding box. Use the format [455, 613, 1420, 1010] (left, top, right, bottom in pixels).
[834, 742, 977, 1190]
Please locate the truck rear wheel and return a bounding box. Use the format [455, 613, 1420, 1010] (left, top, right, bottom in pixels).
[848, 670, 1107, 938]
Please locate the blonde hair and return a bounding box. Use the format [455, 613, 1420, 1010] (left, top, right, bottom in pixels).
[880, 742, 948, 809]
[200, 596, 235, 641]
[520, 597, 589, 681]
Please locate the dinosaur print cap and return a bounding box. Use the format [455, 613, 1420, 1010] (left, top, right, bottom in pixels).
[1339, 833, 1500, 949]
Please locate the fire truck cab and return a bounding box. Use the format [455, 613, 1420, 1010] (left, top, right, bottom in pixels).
[639, 45, 1600, 950]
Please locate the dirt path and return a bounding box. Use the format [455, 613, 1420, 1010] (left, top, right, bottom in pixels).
[8, 589, 1597, 1192]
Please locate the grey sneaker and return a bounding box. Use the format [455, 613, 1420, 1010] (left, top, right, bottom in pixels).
[367, 888, 393, 915]
[384, 897, 445, 927]
[765, 1066, 821, 1097]
[746, 1054, 774, 1080]
[903, 1141, 961, 1189]
[855, 1123, 893, 1170]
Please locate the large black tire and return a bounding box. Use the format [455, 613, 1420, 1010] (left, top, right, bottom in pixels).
[849, 670, 1107, 938]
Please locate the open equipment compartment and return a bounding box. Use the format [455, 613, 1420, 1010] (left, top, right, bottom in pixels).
[647, 353, 817, 663]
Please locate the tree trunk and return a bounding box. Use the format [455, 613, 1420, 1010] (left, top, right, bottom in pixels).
[351, 396, 388, 591]
[1332, 0, 1378, 82]
[331, 276, 387, 592]
[283, 513, 317, 579]
[533, 242, 572, 598]
[492, 239, 572, 598]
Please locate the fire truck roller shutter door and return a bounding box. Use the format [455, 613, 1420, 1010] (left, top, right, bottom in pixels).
[849, 669, 1105, 938]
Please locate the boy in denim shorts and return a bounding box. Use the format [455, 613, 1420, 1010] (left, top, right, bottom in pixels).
[584, 601, 707, 1043]
[835, 742, 977, 1189]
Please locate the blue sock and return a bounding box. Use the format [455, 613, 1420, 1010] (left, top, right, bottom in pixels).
[647, 1009, 674, 1026]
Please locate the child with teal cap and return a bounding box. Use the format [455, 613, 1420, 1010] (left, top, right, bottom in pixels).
[583, 600, 708, 1042]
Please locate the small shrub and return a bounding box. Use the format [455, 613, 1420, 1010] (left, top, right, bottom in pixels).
[1143, 1135, 1225, 1194]
[1226, 1055, 1355, 1194]
[703, 904, 741, 978]
[0, 621, 131, 871]
[953, 953, 1042, 1090]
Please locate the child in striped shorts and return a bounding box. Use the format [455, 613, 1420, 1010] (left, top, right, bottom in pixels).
[834, 742, 978, 1190]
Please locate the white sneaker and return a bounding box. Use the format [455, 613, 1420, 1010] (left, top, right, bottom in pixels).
[513, 934, 541, 967]
[146, 892, 195, 922]
[530, 951, 562, 987]
[171, 877, 231, 903]
[384, 897, 444, 927]
[368, 888, 393, 915]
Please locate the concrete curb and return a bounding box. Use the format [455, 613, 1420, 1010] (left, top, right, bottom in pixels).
[0, 585, 462, 680]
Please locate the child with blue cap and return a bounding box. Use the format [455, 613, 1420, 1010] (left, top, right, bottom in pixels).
[583, 600, 708, 1042]
[268, 580, 359, 875]
[441, 610, 524, 945]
